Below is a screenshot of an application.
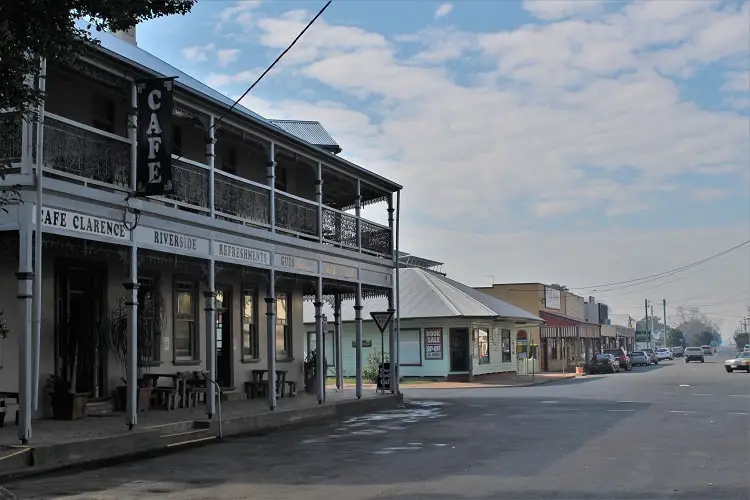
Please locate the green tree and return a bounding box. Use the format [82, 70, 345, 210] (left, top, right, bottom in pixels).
[0, 0, 195, 208]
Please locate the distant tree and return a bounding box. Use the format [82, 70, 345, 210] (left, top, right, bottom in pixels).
[674, 307, 721, 347]
[734, 329, 749, 351]
[665, 328, 685, 347]
[549, 284, 569, 292]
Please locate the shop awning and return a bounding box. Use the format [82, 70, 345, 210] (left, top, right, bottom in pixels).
[539, 311, 601, 339]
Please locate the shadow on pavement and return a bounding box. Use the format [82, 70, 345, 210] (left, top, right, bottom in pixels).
[7, 397, 652, 499]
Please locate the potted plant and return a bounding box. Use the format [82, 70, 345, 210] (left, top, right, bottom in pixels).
[109, 293, 161, 411]
[303, 349, 328, 394]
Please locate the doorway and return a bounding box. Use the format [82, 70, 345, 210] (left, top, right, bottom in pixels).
[215, 287, 233, 388]
[56, 260, 107, 398]
[449, 328, 470, 372]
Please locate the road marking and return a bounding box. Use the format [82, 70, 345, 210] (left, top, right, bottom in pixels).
[607, 409, 635, 412]
[668, 410, 696, 414]
[679, 384, 690, 387]
[728, 395, 750, 398]
[693, 393, 711, 396]
[540, 400, 559, 404]
[617, 400, 637, 403]
[660, 392, 676, 395]
[728, 412, 749, 415]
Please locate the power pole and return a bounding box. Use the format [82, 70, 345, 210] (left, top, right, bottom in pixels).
[663, 299, 667, 347]
[644, 299, 650, 350]
[650, 304, 655, 348]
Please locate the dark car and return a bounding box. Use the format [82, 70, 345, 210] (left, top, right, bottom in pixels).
[604, 348, 632, 371]
[588, 353, 620, 374]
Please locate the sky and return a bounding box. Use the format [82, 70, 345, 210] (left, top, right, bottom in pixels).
[136, 0, 749, 337]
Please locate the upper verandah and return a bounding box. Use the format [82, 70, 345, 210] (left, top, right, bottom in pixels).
[91, 28, 401, 204]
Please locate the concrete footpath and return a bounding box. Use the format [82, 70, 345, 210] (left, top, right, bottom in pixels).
[0, 390, 401, 483]
[327, 372, 580, 391]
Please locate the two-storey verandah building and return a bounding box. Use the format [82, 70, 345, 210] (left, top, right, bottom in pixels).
[0, 29, 400, 443]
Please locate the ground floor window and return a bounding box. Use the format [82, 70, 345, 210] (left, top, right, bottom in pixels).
[399, 329, 421, 366]
[138, 276, 160, 362]
[275, 292, 292, 360]
[474, 328, 490, 364]
[174, 280, 197, 361]
[241, 289, 259, 360]
[550, 338, 558, 360]
[501, 329, 512, 362]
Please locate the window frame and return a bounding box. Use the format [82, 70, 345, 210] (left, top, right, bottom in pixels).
[398, 328, 422, 366]
[306, 330, 336, 368]
[474, 328, 490, 365]
[501, 329, 512, 363]
[240, 287, 259, 362]
[275, 292, 293, 361]
[173, 279, 199, 364]
[137, 273, 161, 363]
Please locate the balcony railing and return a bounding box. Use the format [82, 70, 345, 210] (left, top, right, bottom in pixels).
[0, 112, 23, 165]
[5, 114, 393, 258]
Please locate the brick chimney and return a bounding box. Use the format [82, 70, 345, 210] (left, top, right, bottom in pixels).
[113, 26, 137, 46]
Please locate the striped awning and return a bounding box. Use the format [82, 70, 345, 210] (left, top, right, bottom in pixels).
[540, 325, 578, 338]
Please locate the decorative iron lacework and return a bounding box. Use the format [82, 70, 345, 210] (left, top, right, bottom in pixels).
[174, 102, 210, 129]
[43, 116, 130, 187]
[360, 219, 392, 256]
[0, 113, 22, 164]
[321, 208, 357, 248]
[69, 60, 129, 94]
[275, 191, 318, 237]
[168, 159, 209, 208]
[214, 173, 270, 225]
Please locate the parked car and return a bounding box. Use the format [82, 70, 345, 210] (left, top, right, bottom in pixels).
[684, 347, 705, 363]
[724, 352, 750, 373]
[603, 348, 632, 371]
[701, 345, 713, 356]
[670, 346, 684, 358]
[629, 351, 649, 366]
[642, 348, 659, 364]
[656, 347, 673, 361]
[589, 353, 620, 374]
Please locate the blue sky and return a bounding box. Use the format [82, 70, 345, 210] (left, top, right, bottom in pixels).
[135, 0, 750, 329]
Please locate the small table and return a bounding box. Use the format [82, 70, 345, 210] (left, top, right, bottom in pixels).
[248, 370, 288, 398]
[0, 391, 19, 427]
[142, 373, 187, 410]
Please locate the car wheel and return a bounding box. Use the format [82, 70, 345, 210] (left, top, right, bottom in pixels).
[700, 358, 704, 363]
[726, 367, 733, 372]
[685, 359, 689, 363]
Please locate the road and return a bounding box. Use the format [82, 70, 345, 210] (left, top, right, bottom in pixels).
[6, 349, 749, 499]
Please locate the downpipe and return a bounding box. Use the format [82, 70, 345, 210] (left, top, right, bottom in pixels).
[202, 372, 223, 439]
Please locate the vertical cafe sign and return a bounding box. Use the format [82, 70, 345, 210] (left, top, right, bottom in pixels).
[136, 77, 176, 196]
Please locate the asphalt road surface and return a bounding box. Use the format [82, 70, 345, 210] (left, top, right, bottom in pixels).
[6, 349, 749, 499]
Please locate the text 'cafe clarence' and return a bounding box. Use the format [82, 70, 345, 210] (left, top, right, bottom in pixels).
[40, 207, 128, 239]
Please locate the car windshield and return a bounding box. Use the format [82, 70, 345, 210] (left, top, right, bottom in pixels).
[597, 354, 611, 360]
[736, 353, 750, 358]
[657, 348, 668, 352]
[686, 348, 701, 352]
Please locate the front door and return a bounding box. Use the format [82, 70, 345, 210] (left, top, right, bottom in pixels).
[449, 328, 470, 372]
[56, 260, 107, 398]
[215, 287, 233, 388]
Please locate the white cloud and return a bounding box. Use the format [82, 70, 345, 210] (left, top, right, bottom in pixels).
[522, 0, 605, 21]
[688, 188, 728, 202]
[205, 69, 261, 88]
[722, 70, 749, 92]
[181, 43, 215, 62]
[217, 48, 241, 67]
[176, 1, 750, 327]
[434, 3, 453, 20]
[216, 0, 262, 31]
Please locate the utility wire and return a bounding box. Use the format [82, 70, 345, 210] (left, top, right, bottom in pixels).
[211, 0, 332, 132]
[568, 240, 750, 291]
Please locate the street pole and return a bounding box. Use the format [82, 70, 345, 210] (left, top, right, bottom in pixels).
[663, 299, 667, 347]
[643, 299, 651, 349]
[650, 304, 655, 347]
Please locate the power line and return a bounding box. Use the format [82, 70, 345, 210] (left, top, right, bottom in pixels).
[164, 0, 332, 168]
[212, 1, 332, 131]
[568, 240, 750, 291]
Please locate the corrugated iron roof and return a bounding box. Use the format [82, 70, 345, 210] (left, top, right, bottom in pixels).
[268, 120, 341, 153]
[303, 268, 543, 323]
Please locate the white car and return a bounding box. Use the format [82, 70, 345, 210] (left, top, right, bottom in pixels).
[725, 352, 750, 373]
[655, 348, 672, 361]
[629, 351, 649, 366]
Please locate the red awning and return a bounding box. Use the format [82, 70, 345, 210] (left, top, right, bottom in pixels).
[539, 311, 581, 327]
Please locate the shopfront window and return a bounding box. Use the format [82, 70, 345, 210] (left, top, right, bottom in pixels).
[502, 329, 512, 362]
[399, 329, 422, 366]
[174, 281, 197, 361]
[474, 328, 490, 364]
[275, 292, 292, 359]
[241, 289, 258, 360]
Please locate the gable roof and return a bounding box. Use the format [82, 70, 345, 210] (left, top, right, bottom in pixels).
[268, 120, 341, 154]
[302, 268, 543, 324]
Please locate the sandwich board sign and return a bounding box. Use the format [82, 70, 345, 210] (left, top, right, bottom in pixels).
[370, 311, 394, 333]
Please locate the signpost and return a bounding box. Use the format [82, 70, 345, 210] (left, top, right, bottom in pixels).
[371, 311, 394, 393]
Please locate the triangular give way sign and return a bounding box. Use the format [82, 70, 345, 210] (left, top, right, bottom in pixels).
[370, 311, 394, 333]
